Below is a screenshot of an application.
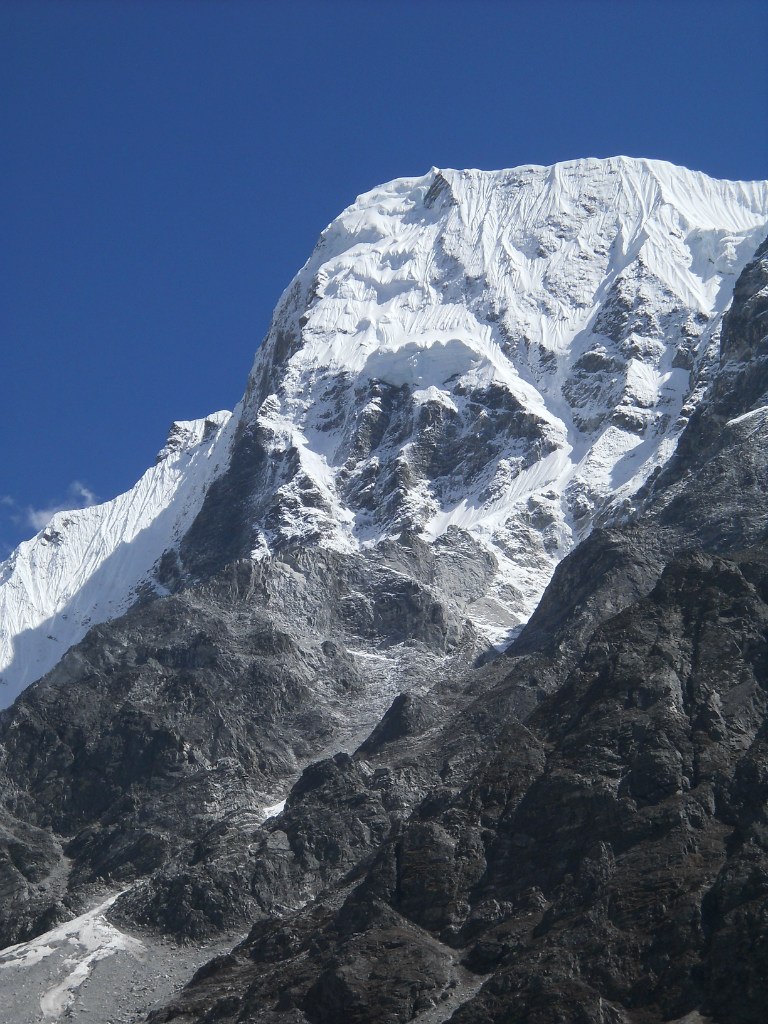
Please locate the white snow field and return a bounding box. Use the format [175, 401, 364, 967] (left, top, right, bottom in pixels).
[1, 157, 766, 702]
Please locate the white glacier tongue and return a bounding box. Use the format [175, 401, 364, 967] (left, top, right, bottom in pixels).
[1, 156, 767, 703]
[0, 411, 233, 707]
[239, 157, 768, 641]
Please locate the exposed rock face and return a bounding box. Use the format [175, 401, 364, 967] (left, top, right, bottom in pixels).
[0, 412, 234, 707]
[0, 544, 480, 947]
[142, 241, 768, 1022]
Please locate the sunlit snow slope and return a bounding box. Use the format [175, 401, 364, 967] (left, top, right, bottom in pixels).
[0, 413, 232, 706]
[1, 157, 766, 706]
[235, 157, 768, 634]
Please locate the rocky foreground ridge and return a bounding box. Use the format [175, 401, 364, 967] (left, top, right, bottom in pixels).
[132, 236, 768, 1024]
[0, 162, 767, 1023]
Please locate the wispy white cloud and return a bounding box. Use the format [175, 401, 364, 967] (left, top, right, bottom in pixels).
[25, 482, 98, 531]
[0, 496, 25, 556]
[0, 494, 23, 528]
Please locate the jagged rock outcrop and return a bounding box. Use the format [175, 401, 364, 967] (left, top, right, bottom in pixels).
[0, 546, 480, 947]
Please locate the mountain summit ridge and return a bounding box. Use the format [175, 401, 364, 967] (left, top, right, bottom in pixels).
[1, 156, 767, 706]
[0, 410, 233, 705]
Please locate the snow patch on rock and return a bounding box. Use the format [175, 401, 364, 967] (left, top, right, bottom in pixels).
[0, 892, 143, 1019]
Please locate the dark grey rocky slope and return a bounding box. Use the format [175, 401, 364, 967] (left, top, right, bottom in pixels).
[1, 223, 766, 1023]
[142, 241, 768, 1023]
[0, 544, 482, 948]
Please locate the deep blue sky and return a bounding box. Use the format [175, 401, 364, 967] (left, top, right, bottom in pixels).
[2, 0, 766, 554]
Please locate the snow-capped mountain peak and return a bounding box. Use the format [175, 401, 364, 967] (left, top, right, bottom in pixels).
[1, 157, 766, 704]
[230, 157, 768, 634]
